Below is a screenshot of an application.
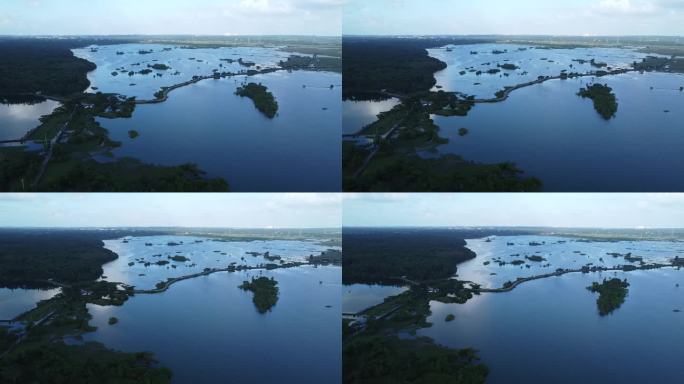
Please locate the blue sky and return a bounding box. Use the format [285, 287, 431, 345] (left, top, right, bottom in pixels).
[0, 0, 342, 35]
[0, 193, 341, 228]
[344, 0, 684, 36]
[344, 194, 684, 228]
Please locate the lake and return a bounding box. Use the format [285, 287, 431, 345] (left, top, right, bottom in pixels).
[85, 236, 341, 384]
[73, 44, 295, 100]
[428, 71, 684, 191]
[74, 44, 341, 192]
[0, 100, 60, 141]
[100, 235, 339, 290]
[427, 43, 655, 99]
[417, 235, 684, 384]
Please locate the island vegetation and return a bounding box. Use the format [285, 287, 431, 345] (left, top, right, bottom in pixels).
[577, 83, 618, 120]
[235, 83, 279, 119]
[587, 278, 630, 316]
[239, 276, 279, 313]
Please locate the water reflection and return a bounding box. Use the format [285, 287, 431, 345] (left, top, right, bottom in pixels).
[0, 287, 60, 319]
[0, 100, 60, 140]
[342, 98, 399, 135]
[342, 284, 407, 314]
[428, 43, 655, 98]
[430, 72, 684, 191]
[85, 265, 341, 384]
[419, 269, 684, 384]
[73, 44, 296, 99]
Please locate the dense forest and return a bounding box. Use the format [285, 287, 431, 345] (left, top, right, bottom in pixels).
[0, 228, 163, 288]
[343, 334, 488, 384]
[342, 37, 489, 100]
[0, 341, 172, 384]
[0, 38, 129, 97]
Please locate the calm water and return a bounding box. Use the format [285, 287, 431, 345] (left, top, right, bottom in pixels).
[0, 101, 60, 141]
[342, 99, 399, 135]
[95, 70, 341, 192]
[420, 270, 684, 384]
[86, 266, 341, 384]
[457, 235, 681, 288]
[427, 43, 654, 98]
[342, 284, 407, 314]
[415, 235, 684, 384]
[101, 235, 340, 290]
[85, 236, 341, 384]
[429, 72, 684, 191]
[73, 44, 295, 100]
[0, 287, 60, 319]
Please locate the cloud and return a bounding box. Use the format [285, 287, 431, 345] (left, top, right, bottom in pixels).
[592, 0, 658, 15]
[222, 0, 342, 16]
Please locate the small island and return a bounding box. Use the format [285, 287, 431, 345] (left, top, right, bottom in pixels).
[239, 276, 279, 313]
[235, 83, 279, 119]
[587, 278, 630, 316]
[148, 63, 170, 70]
[577, 83, 618, 120]
[108, 317, 119, 325]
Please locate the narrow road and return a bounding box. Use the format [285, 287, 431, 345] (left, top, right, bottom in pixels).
[352, 124, 400, 178]
[31, 106, 78, 188]
[474, 262, 674, 293]
[133, 262, 306, 294]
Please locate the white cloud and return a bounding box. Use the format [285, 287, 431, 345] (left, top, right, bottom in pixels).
[592, 0, 657, 14]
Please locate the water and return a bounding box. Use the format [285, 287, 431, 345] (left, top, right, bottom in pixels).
[342, 99, 399, 135]
[0, 287, 60, 319]
[0, 100, 60, 141]
[456, 235, 681, 288]
[101, 235, 340, 290]
[416, 235, 684, 384]
[73, 44, 296, 100]
[95, 70, 340, 192]
[85, 266, 341, 384]
[83, 235, 341, 384]
[420, 270, 684, 384]
[342, 284, 407, 314]
[427, 43, 655, 98]
[428, 72, 684, 191]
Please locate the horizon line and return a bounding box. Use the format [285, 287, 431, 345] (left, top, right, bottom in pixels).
[0, 226, 341, 230]
[342, 225, 684, 230]
[342, 33, 684, 38]
[0, 34, 342, 38]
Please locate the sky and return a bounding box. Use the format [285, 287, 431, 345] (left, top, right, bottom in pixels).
[0, 193, 341, 228]
[0, 0, 342, 35]
[343, 193, 684, 228]
[344, 0, 684, 36]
